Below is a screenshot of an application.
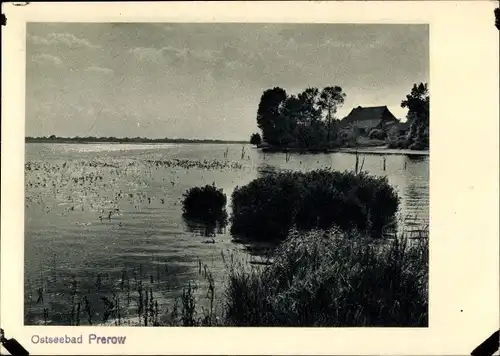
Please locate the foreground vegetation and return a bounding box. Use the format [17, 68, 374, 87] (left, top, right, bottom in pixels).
[225, 228, 428, 326]
[26, 228, 427, 327]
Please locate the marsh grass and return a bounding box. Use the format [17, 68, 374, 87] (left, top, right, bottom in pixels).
[223, 228, 428, 327]
[25, 225, 427, 327]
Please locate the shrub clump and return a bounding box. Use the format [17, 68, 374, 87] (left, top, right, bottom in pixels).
[368, 128, 386, 140]
[182, 184, 228, 224]
[230, 169, 399, 241]
[224, 229, 428, 327]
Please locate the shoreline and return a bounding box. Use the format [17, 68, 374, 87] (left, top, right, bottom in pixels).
[337, 147, 429, 156]
[260, 145, 429, 156]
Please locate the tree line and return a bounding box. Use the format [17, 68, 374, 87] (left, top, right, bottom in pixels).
[254, 86, 346, 149]
[25, 136, 247, 144]
[251, 82, 429, 151]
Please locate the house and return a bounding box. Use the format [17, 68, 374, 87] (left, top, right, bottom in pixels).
[340, 106, 399, 135]
[386, 119, 413, 137]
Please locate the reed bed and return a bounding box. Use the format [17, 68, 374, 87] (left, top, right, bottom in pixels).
[25, 226, 428, 327]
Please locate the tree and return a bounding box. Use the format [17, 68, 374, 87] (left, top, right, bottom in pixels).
[256, 87, 288, 146]
[255, 86, 348, 149]
[250, 133, 262, 146]
[318, 86, 346, 143]
[297, 87, 322, 124]
[401, 83, 429, 150]
[401, 83, 429, 125]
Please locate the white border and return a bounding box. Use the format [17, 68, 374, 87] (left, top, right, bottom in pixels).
[2, 2, 499, 355]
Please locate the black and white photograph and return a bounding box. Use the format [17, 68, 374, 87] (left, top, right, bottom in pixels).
[1, 2, 499, 355]
[23, 22, 430, 328]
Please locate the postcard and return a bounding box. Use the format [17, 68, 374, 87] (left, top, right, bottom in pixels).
[1, 1, 499, 355]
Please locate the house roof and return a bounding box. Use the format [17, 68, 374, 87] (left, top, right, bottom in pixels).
[342, 106, 397, 125]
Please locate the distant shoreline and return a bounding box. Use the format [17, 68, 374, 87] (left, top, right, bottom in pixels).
[25, 138, 248, 144]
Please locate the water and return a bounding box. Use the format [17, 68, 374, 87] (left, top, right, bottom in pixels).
[24, 143, 428, 325]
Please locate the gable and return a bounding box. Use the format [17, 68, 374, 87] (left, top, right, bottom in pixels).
[343, 106, 397, 124]
[341, 106, 398, 128]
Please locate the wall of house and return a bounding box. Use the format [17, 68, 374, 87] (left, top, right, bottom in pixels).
[353, 119, 381, 130]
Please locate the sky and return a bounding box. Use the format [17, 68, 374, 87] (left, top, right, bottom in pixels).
[26, 23, 428, 140]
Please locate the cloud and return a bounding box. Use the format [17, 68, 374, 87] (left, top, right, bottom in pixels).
[28, 33, 100, 49]
[129, 45, 220, 64]
[84, 66, 114, 74]
[32, 53, 63, 66]
[128, 46, 165, 62]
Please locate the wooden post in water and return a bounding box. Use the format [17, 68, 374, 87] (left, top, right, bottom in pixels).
[354, 150, 359, 174]
[383, 156, 386, 171]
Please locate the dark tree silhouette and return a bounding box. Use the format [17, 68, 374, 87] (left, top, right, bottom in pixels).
[401, 83, 429, 126]
[256, 87, 288, 146]
[255, 86, 347, 149]
[250, 133, 262, 146]
[400, 82, 429, 150]
[318, 86, 346, 142]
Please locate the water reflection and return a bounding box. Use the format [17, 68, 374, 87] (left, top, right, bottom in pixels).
[406, 154, 427, 163]
[256, 163, 279, 177]
[183, 217, 227, 238]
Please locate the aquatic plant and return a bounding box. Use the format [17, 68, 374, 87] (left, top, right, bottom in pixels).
[223, 228, 428, 327]
[230, 169, 399, 241]
[182, 184, 228, 225]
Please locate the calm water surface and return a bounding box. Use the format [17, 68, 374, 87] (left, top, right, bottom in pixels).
[24, 143, 428, 325]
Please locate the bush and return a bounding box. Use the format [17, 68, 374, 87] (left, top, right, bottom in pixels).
[230, 169, 399, 241]
[368, 128, 386, 140]
[250, 133, 262, 146]
[387, 136, 411, 149]
[230, 173, 302, 241]
[182, 184, 228, 224]
[223, 229, 428, 327]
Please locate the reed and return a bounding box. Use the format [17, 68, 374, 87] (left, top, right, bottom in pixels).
[83, 296, 93, 325]
[223, 228, 428, 327]
[43, 308, 49, 325]
[76, 302, 81, 326]
[181, 282, 197, 326]
[137, 280, 144, 319]
[144, 288, 149, 326]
